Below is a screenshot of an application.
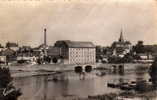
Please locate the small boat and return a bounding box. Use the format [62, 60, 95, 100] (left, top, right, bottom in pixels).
[107, 83, 119, 88]
[120, 85, 133, 91]
[96, 72, 106, 77]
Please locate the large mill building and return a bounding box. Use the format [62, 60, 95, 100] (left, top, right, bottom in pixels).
[54, 40, 96, 65]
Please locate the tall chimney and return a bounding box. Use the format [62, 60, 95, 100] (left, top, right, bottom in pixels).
[44, 28, 47, 46]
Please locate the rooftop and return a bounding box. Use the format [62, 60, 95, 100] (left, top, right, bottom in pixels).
[6, 42, 18, 47]
[55, 40, 95, 48]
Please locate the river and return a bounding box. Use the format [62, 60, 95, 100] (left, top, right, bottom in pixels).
[12, 63, 153, 100]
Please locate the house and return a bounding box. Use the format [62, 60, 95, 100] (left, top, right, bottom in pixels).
[111, 30, 132, 57]
[0, 44, 4, 52]
[136, 53, 153, 60]
[6, 42, 19, 51]
[18, 46, 33, 57]
[133, 53, 154, 63]
[47, 46, 61, 58]
[54, 40, 96, 65]
[1, 48, 16, 62]
[0, 56, 6, 64]
[32, 47, 42, 57]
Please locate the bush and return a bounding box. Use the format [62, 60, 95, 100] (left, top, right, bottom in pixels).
[0, 67, 12, 88]
[0, 67, 22, 100]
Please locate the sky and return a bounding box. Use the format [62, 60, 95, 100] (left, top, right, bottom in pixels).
[0, 0, 157, 47]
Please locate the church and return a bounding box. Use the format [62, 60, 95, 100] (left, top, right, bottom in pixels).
[111, 30, 132, 57]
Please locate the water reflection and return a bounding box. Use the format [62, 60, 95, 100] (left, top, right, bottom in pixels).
[43, 76, 48, 100]
[12, 64, 157, 100]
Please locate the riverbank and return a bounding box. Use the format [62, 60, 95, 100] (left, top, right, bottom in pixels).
[8, 63, 151, 78]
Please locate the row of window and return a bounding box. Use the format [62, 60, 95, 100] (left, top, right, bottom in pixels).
[70, 57, 95, 60]
[69, 48, 95, 53]
[69, 56, 95, 61]
[69, 59, 95, 64]
[70, 54, 95, 58]
[69, 51, 95, 55]
[70, 50, 95, 55]
[70, 48, 95, 50]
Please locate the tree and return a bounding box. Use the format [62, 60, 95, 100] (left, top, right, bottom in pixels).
[133, 41, 146, 54]
[149, 57, 157, 86]
[0, 67, 22, 100]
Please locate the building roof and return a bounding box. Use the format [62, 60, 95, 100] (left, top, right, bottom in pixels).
[6, 42, 18, 47]
[55, 40, 95, 48]
[47, 46, 60, 56]
[113, 41, 131, 45]
[1, 48, 16, 56]
[38, 44, 49, 49]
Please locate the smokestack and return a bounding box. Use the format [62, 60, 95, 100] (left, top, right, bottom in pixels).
[44, 28, 47, 46]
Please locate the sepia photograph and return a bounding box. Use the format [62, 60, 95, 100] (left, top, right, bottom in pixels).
[0, 0, 157, 100]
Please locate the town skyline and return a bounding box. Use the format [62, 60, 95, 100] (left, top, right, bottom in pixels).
[1, 1, 157, 100]
[0, 0, 157, 47]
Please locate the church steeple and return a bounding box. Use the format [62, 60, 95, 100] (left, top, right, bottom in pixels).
[119, 29, 124, 42]
[44, 28, 47, 46]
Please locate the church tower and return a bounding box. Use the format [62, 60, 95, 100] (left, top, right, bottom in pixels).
[119, 29, 124, 42]
[44, 28, 47, 46]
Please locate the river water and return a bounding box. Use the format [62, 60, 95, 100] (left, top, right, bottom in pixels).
[12, 64, 153, 100]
